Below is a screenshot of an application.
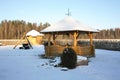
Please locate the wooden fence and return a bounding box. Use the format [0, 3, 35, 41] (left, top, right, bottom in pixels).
[0, 39, 25, 45]
[0, 39, 120, 51]
[45, 45, 95, 57]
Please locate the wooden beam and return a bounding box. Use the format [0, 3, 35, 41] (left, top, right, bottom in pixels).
[76, 33, 79, 39]
[13, 32, 26, 49]
[73, 32, 78, 47]
[69, 33, 73, 39]
[87, 32, 95, 57]
[48, 33, 52, 46]
[25, 36, 33, 49]
[89, 32, 93, 46]
[53, 34, 56, 45]
[45, 33, 52, 57]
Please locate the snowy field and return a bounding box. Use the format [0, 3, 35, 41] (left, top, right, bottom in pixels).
[0, 45, 120, 80]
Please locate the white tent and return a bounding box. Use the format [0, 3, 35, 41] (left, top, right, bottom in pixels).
[26, 30, 44, 36]
[26, 30, 44, 45]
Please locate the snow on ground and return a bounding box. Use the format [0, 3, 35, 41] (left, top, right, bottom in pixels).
[0, 45, 120, 80]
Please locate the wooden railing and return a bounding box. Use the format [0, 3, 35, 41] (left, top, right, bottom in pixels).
[45, 45, 95, 57]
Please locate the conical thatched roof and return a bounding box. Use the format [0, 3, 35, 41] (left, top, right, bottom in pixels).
[26, 30, 44, 36]
[41, 16, 98, 33]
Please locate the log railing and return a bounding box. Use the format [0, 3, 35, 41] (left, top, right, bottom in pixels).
[45, 45, 95, 57]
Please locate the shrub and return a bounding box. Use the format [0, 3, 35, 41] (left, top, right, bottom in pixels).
[60, 48, 77, 69]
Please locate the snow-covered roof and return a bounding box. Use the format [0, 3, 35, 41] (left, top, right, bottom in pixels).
[26, 30, 44, 36]
[41, 16, 99, 33]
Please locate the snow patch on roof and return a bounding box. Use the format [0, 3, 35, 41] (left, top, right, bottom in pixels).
[26, 30, 44, 36]
[41, 16, 98, 33]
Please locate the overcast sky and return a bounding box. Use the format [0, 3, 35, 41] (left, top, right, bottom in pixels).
[0, 0, 120, 29]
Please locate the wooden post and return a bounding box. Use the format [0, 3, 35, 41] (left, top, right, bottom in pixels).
[88, 32, 95, 57]
[48, 33, 52, 46]
[45, 33, 52, 56]
[73, 32, 78, 47]
[89, 32, 93, 46]
[53, 34, 56, 45]
[69, 33, 73, 39]
[25, 36, 33, 49]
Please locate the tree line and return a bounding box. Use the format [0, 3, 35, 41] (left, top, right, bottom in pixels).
[0, 20, 120, 39]
[0, 20, 50, 39]
[79, 28, 120, 39]
[94, 28, 120, 39]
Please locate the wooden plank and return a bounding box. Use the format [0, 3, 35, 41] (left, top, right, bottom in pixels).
[25, 36, 33, 49]
[13, 33, 26, 49]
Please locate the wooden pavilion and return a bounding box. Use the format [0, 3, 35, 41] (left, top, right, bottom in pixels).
[40, 16, 99, 57]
